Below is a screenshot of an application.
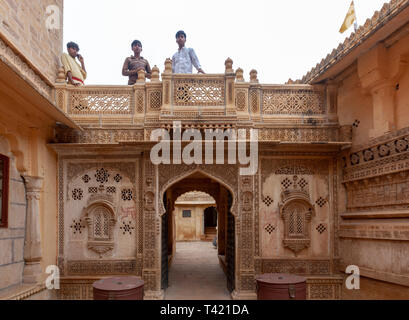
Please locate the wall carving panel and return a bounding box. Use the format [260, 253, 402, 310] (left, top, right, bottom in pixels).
[259, 127, 340, 142]
[55, 127, 144, 144]
[67, 162, 136, 184]
[260, 158, 331, 259]
[262, 159, 329, 185]
[250, 89, 259, 113]
[68, 89, 134, 114]
[262, 259, 331, 275]
[136, 90, 145, 113]
[148, 90, 162, 110]
[58, 279, 95, 300]
[306, 278, 342, 300]
[235, 90, 247, 111]
[342, 129, 409, 212]
[262, 89, 325, 115]
[345, 171, 409, 211]
[238, 176, 256, 291]
[255, 168, 260, 257]
[67, 260, 139, 275]
[173, 79, 225, 106]
[58, 158, 140, 276]
[343, 128, 409, 182]
[142, 157, 160, 292]
[54, 126, 348, 146]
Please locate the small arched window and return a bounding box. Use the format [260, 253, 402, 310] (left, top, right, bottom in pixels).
[280, 198, 315, 255]
[0, 154, 9, 229]
[83, 201, 116, 257]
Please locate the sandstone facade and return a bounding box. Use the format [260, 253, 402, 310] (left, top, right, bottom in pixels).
[0, 0, 409, 300]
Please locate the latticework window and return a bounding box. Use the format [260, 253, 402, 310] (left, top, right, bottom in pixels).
[92, 208, 110, 241]
[286, 202, 307, 238]
[280, 198, 315, 254]
[83, 202, 116, 257]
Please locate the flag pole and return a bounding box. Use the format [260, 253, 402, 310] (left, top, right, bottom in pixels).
[353, 0, 358, 31]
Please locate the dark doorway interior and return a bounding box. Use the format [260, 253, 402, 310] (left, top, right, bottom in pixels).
[204, 207, 218, 228]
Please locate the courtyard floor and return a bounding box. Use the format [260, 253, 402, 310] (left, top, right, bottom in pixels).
[164, 241, 232, 300]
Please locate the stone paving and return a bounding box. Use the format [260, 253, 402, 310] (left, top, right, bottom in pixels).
[164, 241, 232, 300]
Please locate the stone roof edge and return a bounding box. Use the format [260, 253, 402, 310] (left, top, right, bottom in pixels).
[0, 31, 55, 88]
[297, 0, 409, 84]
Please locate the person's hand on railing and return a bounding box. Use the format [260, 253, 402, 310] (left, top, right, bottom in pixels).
[197, 68, 205, 74]
[67, 71, 82, 86]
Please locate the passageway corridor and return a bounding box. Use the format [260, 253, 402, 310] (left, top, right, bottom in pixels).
[164, 242, 231, 300]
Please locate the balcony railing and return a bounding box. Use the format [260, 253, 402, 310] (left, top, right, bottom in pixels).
[53, 59, 350, 144]
[68, 86, 134, 115]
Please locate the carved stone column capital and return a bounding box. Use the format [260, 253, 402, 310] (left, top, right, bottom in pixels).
[24, 175, 44, 192]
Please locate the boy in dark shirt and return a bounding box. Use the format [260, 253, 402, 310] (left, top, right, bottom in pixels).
[122, 40, 152, 85]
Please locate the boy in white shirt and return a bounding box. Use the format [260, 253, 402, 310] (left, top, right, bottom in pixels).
[172, 31, 205, 74]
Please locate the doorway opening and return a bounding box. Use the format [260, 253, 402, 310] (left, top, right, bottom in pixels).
[161, 171, 235, 298]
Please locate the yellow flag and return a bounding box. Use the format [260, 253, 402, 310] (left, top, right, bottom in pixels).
[339, 1, 357, 33]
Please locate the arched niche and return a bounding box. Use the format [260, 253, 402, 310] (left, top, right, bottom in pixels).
[279, 189, 315, 255]
[81, 197, 117, 258]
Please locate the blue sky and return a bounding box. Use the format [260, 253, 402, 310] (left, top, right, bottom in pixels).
[64, 0, 388, 85]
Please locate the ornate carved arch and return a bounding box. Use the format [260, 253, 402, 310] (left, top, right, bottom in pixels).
[158, 164, 238, 217]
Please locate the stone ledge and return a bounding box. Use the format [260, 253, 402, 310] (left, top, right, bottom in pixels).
[0, 283, 46, 300]
[341, 209, 409, 219]
[339, 263, 409, 287]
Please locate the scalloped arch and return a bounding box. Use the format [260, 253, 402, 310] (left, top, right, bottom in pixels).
[158, 167, 237, 217]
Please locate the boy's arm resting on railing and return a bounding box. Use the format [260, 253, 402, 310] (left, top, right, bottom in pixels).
[189, 48, 205, 74]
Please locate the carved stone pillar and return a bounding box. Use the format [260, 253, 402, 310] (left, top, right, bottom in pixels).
[232, 175, 257, 300]
[225, 58, 236, 116]
[142, 155, 163, 300]
[23, 176, 44, 284]
[249, 70, 261, 122]
[161, 58, 172, 116]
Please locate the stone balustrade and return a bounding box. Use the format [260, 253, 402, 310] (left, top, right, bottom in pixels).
[53, 59, 351, 145]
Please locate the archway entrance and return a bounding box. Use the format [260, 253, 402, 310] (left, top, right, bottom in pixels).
[160, 171, 235, 299]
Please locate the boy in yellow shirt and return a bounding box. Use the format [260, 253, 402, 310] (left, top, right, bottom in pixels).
[61, 42, 87, 86]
